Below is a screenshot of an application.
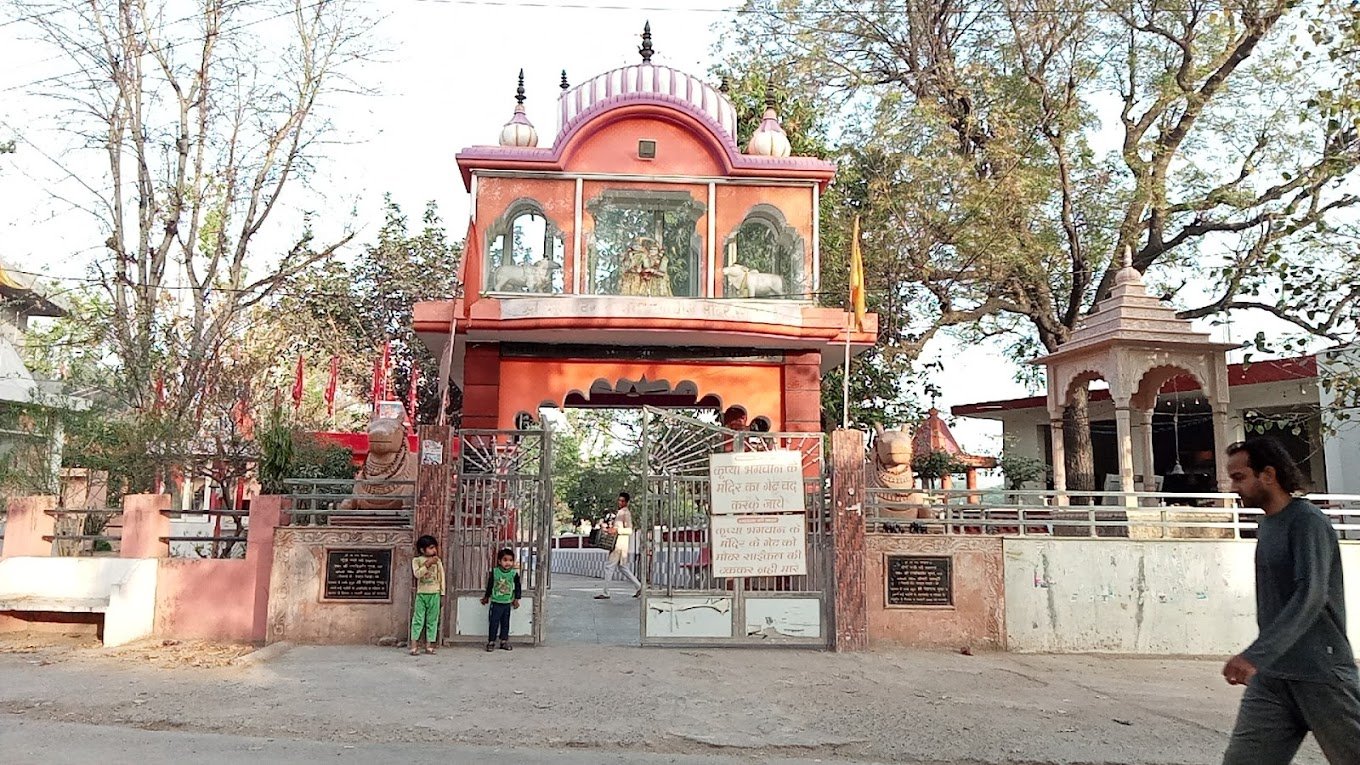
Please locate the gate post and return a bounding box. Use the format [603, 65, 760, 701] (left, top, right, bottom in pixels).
[831, 429, 868, 652]
[414, 425, 453, 542]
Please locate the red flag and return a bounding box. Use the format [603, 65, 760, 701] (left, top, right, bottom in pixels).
[153, 375, 165, 410]
[406, 365, 421, 426]
[371, 342, 390, 414]
[290, 355, 305, 411]
[324, 356, 340, 418]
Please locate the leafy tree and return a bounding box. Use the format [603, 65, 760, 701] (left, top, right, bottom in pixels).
[728, 0, 1360, 486]
[279, 198, 463, 425]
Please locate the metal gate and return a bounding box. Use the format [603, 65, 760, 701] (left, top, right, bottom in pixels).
[637, 407, 831, 647]
[447, 428, 553, 645]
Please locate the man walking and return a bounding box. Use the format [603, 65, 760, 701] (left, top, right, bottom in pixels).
[595, 491, 642, 599]
[1221, 437, 1360, 764]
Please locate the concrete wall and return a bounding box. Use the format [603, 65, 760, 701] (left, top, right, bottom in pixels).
[1004, 539, 1360, 654]
[154, 559, 256, 640]
[266, 527, 413, 645]
[865, 534, 1005, 650]
[1321, 345, 1360, 497]
[0, 557, 157, 647]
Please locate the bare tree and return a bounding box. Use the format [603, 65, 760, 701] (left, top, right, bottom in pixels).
[17, 0, 371, 448]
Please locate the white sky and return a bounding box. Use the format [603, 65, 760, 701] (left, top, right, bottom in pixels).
[1, 0, 1311, 459]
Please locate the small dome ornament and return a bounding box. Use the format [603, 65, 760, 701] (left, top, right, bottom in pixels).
[1114, 245, 1142, 287]
[498, 69, 538, 148]
[746, 78, 791, 158]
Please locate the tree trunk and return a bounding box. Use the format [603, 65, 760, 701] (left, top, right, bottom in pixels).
[1063, 388, 1096, 502]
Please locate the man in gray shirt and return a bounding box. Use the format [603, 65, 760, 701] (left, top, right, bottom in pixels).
[1221, 437, 1360, 764]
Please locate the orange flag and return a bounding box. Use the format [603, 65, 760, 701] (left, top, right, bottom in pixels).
[849, 215, 867, 332]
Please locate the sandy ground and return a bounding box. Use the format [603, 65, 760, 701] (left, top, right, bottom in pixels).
[0, 637, 1329, 765]
[0, 575, 1331, 763]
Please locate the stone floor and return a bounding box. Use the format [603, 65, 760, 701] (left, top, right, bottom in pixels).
[544, 572, 640, 646]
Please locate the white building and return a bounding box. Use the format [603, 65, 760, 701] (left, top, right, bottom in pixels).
[0, 258, 85, 495]
[952, 349, 1360, 496]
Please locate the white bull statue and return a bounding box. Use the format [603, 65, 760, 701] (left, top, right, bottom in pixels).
[722, 264, 785, 298]
[492, 259, 561, 293]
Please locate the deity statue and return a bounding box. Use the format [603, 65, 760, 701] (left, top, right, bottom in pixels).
[618, 236, 671, 297]
[339, 417, 416, 512]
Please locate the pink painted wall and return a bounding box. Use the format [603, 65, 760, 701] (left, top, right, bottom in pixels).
[119, 494, 171, 558]
[154, 558, 256, 640]
[152, 495, 284, 643]
[865, 534, 1005, 651]
[2, 495, 56, 557]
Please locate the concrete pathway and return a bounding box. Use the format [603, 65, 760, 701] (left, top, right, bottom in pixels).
[545, 572, 640, 646]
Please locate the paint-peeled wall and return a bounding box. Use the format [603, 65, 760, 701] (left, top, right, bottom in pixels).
[1004, 539, 1360, 655]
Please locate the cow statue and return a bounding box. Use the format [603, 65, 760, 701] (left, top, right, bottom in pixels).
[869, 422, 932, 528]
[339, 417, 416, 514]
[722, 264, 785, 298]
[492, 259, 561, 293]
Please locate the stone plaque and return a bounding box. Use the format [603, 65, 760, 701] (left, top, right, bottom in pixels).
[886, 555, 953, 607]
[323, 548, 393, 601]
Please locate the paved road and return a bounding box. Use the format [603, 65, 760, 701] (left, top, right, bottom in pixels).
[1, 717, 894, 765]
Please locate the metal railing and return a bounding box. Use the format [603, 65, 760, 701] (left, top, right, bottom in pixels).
[159, 508, 250, 557]
[43, 508, 123, 555]
[864, 488, 1360, 539]
[282, 478, 416, 526]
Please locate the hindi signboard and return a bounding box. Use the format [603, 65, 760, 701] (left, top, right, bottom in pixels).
[708, 450, 805, 515]
[710, 514, 807, 578]
[322, 548, 393, 601]
[885, 555, 953, 607]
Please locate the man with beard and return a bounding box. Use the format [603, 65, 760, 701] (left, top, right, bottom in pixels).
[1221, 437, 1360, 764]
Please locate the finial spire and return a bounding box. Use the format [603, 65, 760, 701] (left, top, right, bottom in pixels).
[560, 70, 569, 91]
[764, 76, 776, 109]
[719, 74, 730, 94]
[515, 68, 526, 105]
[1122, 244, 1132, 269]
[639, 21, 654, 63]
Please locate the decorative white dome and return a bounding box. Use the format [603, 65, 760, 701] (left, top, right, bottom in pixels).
[499, 70, 539, 148]
[746, 81, 791, 158]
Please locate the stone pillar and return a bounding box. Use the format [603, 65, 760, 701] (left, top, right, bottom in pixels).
[247, 495, 286, 643]
[1049, 417, 1067, 505]
[1140, 410, 1156, 492]
[830, 429, 867, 652]
[119, 494, 171, 558]
[2, 496, 56, 557]
[1114, 407, 1136, 506]
[414, 425, 453, 543]
[1212, 405, 1233, 493]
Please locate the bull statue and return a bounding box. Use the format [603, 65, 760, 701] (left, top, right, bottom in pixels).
[722, 264, 785, 298]
[492, 259, 561, 293]
[339, 417, 416, 513]
[869, 422, 933, 526]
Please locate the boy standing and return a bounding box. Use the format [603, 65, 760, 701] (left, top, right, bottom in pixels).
[409, 535, 445, 655]
[481, 548, 521, 652]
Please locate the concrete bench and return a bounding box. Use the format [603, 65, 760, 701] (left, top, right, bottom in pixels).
[0, 557, 158, 647]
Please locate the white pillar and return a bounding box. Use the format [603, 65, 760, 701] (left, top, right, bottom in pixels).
[1212, 405, 1232, 493]
[1140, 409, 1156, 496]
[1115, 406, 1137, 507]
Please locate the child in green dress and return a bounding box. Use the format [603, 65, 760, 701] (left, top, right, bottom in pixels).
[480, 548, 521, 651]
[409, 535, 445, 655]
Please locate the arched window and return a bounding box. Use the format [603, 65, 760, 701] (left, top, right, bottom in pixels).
[721, 205, 806, 299]
[485, 200, 566, 294]
[585, 189, 706, 298]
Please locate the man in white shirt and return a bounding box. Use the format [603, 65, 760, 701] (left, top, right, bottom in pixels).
[595, 492, 642, 599]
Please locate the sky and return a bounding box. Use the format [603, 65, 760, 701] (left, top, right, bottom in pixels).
[1, 0, 1306, 459]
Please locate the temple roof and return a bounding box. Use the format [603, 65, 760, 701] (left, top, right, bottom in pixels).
[0, 258, 65, 318]
[1035, 264, 1237, 365]
[914, 408, 997, 469]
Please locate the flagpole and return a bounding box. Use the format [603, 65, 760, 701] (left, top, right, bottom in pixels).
[842, 306, 852, 429]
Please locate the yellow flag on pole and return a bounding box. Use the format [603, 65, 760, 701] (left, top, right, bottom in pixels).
[849, 215, 867, 332]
